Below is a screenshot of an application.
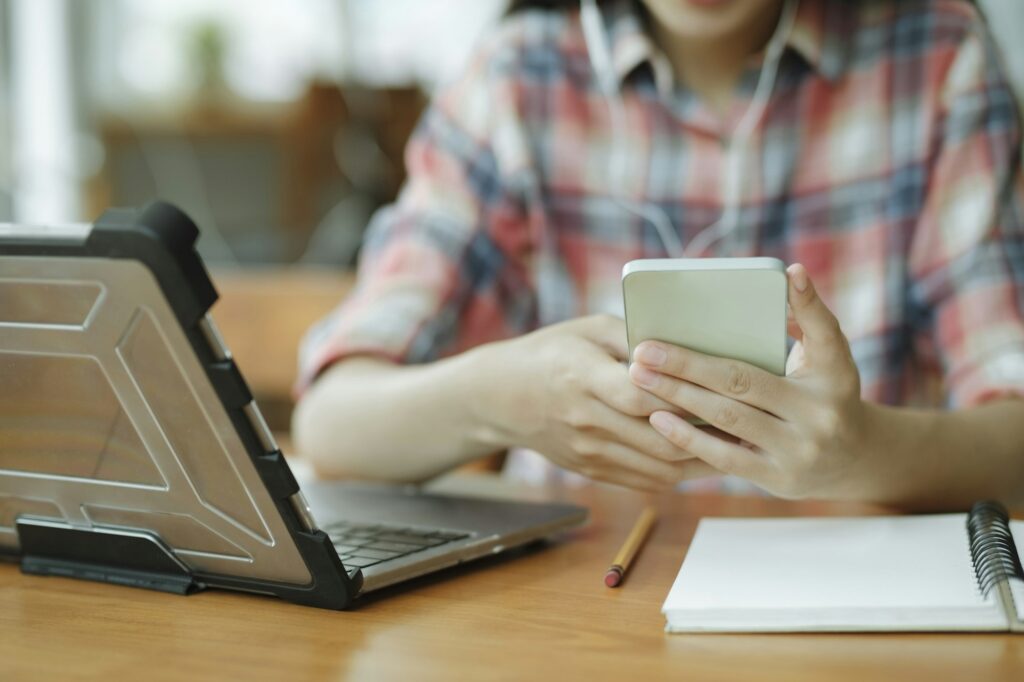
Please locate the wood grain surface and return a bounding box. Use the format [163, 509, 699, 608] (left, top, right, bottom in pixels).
[2, 479, 1022, 682]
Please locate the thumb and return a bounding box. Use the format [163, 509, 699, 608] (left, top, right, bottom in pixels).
[786, 304, 803, 342]
[786, 264, 847, 362]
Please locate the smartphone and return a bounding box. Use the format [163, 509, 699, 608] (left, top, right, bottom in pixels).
[621, 257, 787, 376]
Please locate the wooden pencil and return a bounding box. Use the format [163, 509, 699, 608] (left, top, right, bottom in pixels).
[604, 506, 657, 588]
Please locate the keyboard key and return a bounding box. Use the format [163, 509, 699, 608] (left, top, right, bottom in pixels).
[389, 527, 438, 538]
[325, 520, 473, 571]
[334, 545, 364, 555]
[365, 541, 421, 553]
[332, 535, 371, 546]
[411, 537, 449, 548]
[351, 548, 403, 560]
[373, 533, 440, 547]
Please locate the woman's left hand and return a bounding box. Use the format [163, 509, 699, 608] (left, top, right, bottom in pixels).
[628, 263, 871, 499]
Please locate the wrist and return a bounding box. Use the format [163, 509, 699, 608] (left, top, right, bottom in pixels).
[837, 401, 931, 505]
[445, 341, 522, 452]
[813, 399, 890, 501]
[844, 400, 889, 495]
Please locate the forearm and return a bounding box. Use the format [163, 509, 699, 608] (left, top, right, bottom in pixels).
[291, 350, 503, 482]
[849, 399, 1024, 511]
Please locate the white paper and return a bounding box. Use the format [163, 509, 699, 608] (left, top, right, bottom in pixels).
[663, 514, 1006, 632]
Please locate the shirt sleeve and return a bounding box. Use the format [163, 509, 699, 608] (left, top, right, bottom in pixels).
[295, 34, 539, 392]
[908, 16, 1024, 409]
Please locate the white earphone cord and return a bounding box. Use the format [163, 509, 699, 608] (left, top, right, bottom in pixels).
[580, 0, 799, 258]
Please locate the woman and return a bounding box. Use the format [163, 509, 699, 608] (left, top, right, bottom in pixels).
[293, 0, 1024, 509]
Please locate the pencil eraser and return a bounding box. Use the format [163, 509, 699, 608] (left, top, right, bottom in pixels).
[604, 568, 623, 588]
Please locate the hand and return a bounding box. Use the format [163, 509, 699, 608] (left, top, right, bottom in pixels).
[470, 315, 720, 490]
[627, 264, 870, 499]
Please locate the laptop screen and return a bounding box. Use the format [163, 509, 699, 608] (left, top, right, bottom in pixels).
[0, 251, 313, 586]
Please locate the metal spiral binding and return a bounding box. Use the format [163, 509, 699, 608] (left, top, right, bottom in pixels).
[967, 501, 1024, 598]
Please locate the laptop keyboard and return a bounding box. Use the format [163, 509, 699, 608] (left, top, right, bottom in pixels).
[323, 521, 470, 575]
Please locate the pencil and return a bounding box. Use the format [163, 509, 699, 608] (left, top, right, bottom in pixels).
[604, 506, 657, 588]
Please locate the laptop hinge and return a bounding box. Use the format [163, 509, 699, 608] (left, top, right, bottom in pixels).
[16, 517, 200, 595]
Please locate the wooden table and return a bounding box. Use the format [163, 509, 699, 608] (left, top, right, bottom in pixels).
[2, 479, 1022, 681]
[210, 268, 354, 430]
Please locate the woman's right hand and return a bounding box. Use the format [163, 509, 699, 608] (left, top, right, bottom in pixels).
[466, 315, 720, 490]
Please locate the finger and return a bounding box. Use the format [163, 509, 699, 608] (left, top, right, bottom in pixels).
[697, 424, 742, 444]
[582, 463, 687, 492]
[571, 314, 628, 360]
[649, 411, 773, 483]
[629, 364, 794, 452]
[786, 304, 802, 341]
[587, 402, 696, 462]
[583, 439, 719, 490]
[571, 438, 688, 489]
[632, 342, 803, 419]
[591, 356, 685, 417]
[673, 459, 722, 482]
[786, 264, 848, 363]
[586, 460, 722, 491]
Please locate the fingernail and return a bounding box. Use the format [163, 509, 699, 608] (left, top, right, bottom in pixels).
[788, 264, 809, 293]
[635, 343, 667, 367]
[630, 364, 660, 389]
[650, 412, 676, 436]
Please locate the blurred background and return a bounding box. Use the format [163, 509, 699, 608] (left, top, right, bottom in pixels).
[0, 0, 510, 262]
[0, 0, 1022, 435]
[0, 0, 506, 434]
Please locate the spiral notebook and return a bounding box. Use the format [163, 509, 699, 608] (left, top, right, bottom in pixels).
[663, 502, 1024, 633]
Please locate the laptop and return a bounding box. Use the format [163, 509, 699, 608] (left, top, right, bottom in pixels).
[0, 202, 587, 609]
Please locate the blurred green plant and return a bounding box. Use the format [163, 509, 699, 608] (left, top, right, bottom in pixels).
[189, 20, 227, 96]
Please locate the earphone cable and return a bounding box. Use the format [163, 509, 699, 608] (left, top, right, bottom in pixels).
[580, 0, 799, 258]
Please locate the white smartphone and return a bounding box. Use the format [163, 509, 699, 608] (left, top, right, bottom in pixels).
[621, 257, 788, 375]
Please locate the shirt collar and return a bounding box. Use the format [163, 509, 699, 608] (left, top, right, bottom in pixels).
[602, 1, 674, 95]
[785, 0, 856, 82]
[600, 0, 855, 94]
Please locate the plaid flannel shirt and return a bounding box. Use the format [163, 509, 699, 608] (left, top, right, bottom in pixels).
[299, 0, 1024, 436]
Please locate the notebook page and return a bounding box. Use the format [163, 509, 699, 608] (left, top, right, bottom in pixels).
[664, 515, 988, 615]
